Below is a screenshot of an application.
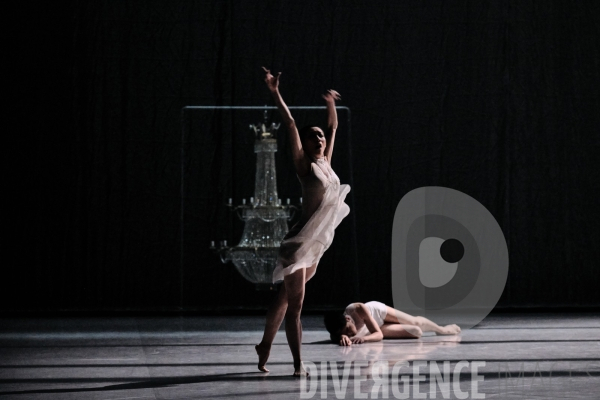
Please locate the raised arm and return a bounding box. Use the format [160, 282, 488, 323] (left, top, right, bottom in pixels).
[262, 67, 308, 176]
[322, 89, 341, 163]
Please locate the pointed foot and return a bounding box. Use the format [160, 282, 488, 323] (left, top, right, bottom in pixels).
[293, 361, 309, 377]
[255, 344, 270, 372]
[435, 324, 461, 335]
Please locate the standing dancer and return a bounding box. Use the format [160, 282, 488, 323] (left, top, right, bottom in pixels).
[255, 67, 351, 375]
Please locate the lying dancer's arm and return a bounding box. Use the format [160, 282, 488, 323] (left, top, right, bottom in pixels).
[262, 67, 309, 177]
[322, 89, 341, 163]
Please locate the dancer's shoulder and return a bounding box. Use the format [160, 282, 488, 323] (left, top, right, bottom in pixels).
[345, 302, 365, 311]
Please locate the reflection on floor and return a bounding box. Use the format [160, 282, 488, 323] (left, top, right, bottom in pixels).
[0, 314, 598, 399]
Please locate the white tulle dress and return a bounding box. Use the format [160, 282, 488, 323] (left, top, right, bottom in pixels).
[272, 155, 351, 283]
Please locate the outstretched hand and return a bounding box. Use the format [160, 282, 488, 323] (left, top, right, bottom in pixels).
[322, 89, 341, 103]
[262, 67, 281, 92]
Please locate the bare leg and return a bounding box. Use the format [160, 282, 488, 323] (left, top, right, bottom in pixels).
[284, 267, 307, 376]
[256, 285, 288, 372]
[380, 323, 422, 339]
[384, 306, 461, 335]
[256, 264, 317, 373]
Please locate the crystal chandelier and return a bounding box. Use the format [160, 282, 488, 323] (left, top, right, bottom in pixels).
[211, 112, 300, 290]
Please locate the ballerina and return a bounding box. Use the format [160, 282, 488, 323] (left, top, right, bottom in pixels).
[324, 301, 461, 346]
[255, 67, 351, 376]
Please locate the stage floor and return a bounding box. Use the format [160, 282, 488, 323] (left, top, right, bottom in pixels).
[0, 314, 598, 399]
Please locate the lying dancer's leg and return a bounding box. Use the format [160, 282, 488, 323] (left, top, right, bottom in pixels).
[380, 323, 423, 339]
[256, 264, 317, 373]
[384, 306, 461, 335]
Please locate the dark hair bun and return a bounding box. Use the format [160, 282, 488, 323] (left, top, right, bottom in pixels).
[323, 310, 347, 343]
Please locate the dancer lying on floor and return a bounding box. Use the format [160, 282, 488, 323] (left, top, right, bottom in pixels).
[324, 301, 461, 346]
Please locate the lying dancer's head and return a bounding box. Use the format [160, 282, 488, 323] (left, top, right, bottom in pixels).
[324, 311, 358, 342]
[299, 125, 326, 159]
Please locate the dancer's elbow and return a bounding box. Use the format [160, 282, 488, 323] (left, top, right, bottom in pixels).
[285, 118, 296, 129]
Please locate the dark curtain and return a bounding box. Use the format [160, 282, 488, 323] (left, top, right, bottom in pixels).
[5, 0, 600, 312]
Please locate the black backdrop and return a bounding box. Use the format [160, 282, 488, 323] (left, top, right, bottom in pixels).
[5, 0, 600, 313]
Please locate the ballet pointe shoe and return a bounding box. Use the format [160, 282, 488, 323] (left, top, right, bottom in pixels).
[255, 344, 270, 372]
